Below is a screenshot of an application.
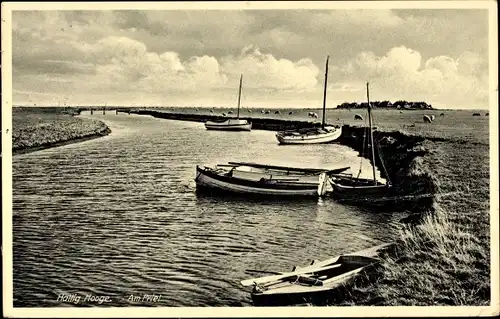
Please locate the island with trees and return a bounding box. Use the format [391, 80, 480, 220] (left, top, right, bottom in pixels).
[336, 100, 433, 110]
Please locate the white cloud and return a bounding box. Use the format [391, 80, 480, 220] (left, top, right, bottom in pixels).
[334, 46, 488, 108]
[220, 45, 320, 91]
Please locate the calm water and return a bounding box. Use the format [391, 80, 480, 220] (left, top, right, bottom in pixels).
[13, 112, 404, 307]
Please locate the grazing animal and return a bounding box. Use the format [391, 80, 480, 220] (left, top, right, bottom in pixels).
[400, 111, 403, 114]
[222, 113, 227, 117]
[473, 113, 481, 116]
[336, 118, 340, 121]
[210, 109, 214, 113]
[261, 110, 265, 114]
[354, 114, 363, 120]
[308, 112, 318, 118]
[430, 115, 435, 121]
[228, 111, 233, 114]
[486, 112, 489, 116]
[440, 112, 444, 116]
[248, 109, 252, 113]
[265, 110, 270, 114]
[289, 111, 293, 115]
[275, 110, 280, 115]
[423, 115, 432, 123]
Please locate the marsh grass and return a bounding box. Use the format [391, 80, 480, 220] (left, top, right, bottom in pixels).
[335, 136, 490, 306]
[12, 107, 109, 153]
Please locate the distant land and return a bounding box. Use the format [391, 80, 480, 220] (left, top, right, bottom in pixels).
[12, 102, 489, 111]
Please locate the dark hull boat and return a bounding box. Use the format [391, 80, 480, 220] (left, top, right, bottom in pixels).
[241, 243, 393, 306]
[330, 83, 393, 202]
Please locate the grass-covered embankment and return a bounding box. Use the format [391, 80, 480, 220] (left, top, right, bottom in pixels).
[333, 123, 490, 306]
[12, 107, 111, 155]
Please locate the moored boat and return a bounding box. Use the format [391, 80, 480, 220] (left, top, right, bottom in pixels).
[195, 162, 348, 197]
[204, 74, 252, 131]
[329, 82, 393, 202]
[276, 125, 342, 144]
[241, 243, 393, 306]
[275, 56, 342, 145]
[205, 118, 252, 131]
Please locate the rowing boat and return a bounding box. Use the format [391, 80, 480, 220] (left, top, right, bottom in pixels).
[241, 243, 393, 306]
[195, 162, 348, 197]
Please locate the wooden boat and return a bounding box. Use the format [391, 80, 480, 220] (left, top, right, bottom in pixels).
[329, 83, 393, 202]
[275, 56, 341, 144]
[241, 243, 393, 306]
[205, 75, 252, 131]
[276, 125, 342, 144]
[195, 162, 349, 197]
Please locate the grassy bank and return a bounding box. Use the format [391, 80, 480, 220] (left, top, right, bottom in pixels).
[12, 107, 111, 155]
[335, 132, 490, 306]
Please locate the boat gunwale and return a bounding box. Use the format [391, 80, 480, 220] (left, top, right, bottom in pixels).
[196, 166, 321, 191]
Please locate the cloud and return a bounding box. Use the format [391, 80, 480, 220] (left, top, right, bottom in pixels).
[220, 45, 320, 91]
[333, 46, 488, 108]
[11, 10, 490, 108]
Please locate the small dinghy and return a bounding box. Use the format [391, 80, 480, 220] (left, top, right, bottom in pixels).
[241, 243, 393, 306]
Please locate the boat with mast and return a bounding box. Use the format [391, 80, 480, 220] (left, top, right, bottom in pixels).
[275, 56, 342, 144]
[205, 74, 252, 131]
[329, 82, 392, 201]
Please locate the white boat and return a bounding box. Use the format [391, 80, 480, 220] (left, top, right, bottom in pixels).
[204, 74, 252, 131]
[276, 125, 342, 144]
[195, 162, 349, 197]
[330, 83, 393, 202]
[241, 243, 393, 306]
[205, 118, 252, 131]
[275, 56, 342, 144]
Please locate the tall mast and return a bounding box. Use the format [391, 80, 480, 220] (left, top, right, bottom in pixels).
[366, 82, 377, 185]
[321, 56, 329, 129]
[237, 74, 243, 119]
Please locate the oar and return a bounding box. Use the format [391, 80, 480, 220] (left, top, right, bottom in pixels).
[241, 263, 342, 287]
[244, 269, 282, 276]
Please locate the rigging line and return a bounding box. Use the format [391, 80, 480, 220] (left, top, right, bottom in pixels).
[356, 106, 369, 179]
[371, 111, 392, 185]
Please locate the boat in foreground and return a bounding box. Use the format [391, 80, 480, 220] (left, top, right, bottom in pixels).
[275, 56, 342, 145]
[195, 162, 349, 197]
[241, 243, 393, 306]
[204, 74, 252, 131]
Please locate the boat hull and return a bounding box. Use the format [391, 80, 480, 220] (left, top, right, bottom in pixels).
[330, 177, 393, 202]
[244, 243, 393, 306]
[204, 119, 252, 131]
[276, 126, 342, 145]
[251, 265, 370, 306]
[195, 166, 326, 197]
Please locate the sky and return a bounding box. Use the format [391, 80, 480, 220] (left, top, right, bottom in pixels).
[10, 5, 493, 109]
